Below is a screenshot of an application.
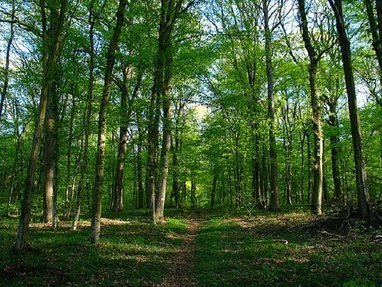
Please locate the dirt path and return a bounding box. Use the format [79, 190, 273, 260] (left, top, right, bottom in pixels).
[158, 218, 200, 287]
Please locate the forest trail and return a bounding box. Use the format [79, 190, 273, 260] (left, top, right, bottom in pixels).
[158, 218, 200, 287]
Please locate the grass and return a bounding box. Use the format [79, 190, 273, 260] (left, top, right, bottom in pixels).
[195, 210, 382, 287]
[1, 208, 381, 286]
[0, 210, 188, 286]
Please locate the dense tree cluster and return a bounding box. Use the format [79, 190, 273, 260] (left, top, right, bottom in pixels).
[0, 0, 381, 251]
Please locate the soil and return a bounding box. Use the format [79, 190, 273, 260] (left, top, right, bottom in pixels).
[158, 218, 200, 287]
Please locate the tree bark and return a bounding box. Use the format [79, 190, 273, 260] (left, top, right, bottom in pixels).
[150, 0, 190, 223]
[90, 0, 127, 243]
[15, 0, 67, 252]
[364, 0, 382, 87]
[282, 104, 293, 205]
[191, 172, 196, 208]
[112, 63, 142, 212]
[252, 132, 262, 206]
[155, 57, 173, 222]
[211, 173, 217, 208]
[327, 97, 344, 205]
[329, 0, 371, 219]
[137, 113, 145, 209]
[171, 102, 184, 209]
[298, 0, 325, 215]
[72, 0, 96, 230]
[0, 0, 15, 122]
[263, 0, 280, 211]
[42, 80, 59, 224]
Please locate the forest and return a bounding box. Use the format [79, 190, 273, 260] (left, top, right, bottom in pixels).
[0, 0, 382, 286]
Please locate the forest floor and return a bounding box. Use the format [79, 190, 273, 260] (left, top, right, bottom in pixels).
[158, 217, 199, 287]
[0, 208, 382, 286]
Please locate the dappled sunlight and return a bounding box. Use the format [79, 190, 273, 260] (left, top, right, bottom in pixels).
[195, 211, 382, 286]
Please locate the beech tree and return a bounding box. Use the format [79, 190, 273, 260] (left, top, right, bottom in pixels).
[90, 0, 127, 243]
[15, 0, 68, 251]
[329, 0, 371, 218]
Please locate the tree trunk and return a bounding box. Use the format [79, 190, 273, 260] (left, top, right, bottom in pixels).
[0, 1, 15, 122]
[298, 0, 324, 215]
[282, 104, 293, 205]
[155, 62, 173, 222]
[299, 130, 305, 204]
[171, 102, 184, 209]
[191, 172, 196, 208]
[7, 100, 25, 215]
[263, 0, 280, 211]
[112, 65, 132, 212]
[329, 0, 371, 219]
[252, 132, 262, 206]
[15, 0, 67, 252]
[137, 115, 145, 209]
[327, 98, 344, 204]
[211, 174, 217, 208]
[307, 131, 312, 203]
[152, 0, 189, 223]
[365, 0, 382, 87]
[90, 0, 127, 243]
[72, 0, 96, 230]
[284, 137, 292, 205]
[42, 81, 59, 224]
[112, 63, 141, 212]
[234, 132, 242, 208]
[64, 93, 76, 219]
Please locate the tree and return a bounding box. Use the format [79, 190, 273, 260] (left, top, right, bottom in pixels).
[0, 0, 15, 122]
[263, 0, 280, 211]
[90, 0, 127, 243]
[15, 0, 68, 251]
[297, 0, 326, 215]
[329, 0, 371, 219]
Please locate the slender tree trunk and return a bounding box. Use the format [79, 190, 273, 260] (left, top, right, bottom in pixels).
[211, 173, 217, 208]
[234, 132, 242, 208]
[329, 0, 371, 219]
[306, 131, 312, 203]
[327, 99, 344, 204]
[147, 28, 164, 225]
[300, 130, 305, 203]
[282, 104, 293, 205]
[284, 137, 292, 205]
[252, 132, 262, 206]
[191, 172, 196, 208]
[298, 0, 324, 215]
[64, 94, 76, 218]
[364, 0, 382, 87]
[155, 63, 173, 222]
[112, 63, 141, 212]
[263, 0, 279, 211]
[112, 66, 132, 212]
[15, 0, 67, 251]
[137, 117, 145, 209]
[72, 0, 96, 230]
[8, 101, 25, 215]
[261, 149, 269, 207]
[42, 81, 59, 224]
[171, 102, 183, 209]
[0, 1, 15, 122]
[90, 0, 127, 243]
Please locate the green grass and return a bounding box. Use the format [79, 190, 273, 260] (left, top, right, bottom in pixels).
[1, 208, 382, 286]
[0, 212, 188, 286]
[195, 211, 382, 287]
